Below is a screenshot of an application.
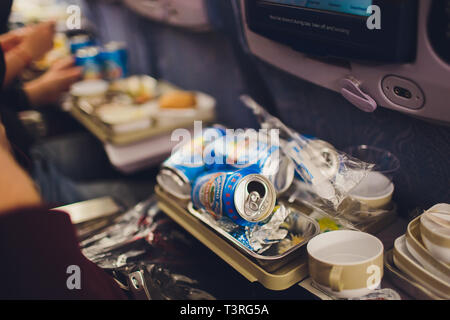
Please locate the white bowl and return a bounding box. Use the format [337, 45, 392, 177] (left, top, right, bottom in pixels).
[420, 204, 450, 264]
[350, 171, 394, 208]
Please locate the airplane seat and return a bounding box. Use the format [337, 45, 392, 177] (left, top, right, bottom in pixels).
[135, 12, 259, 128]
[80, 0, 153, 76]
[224, 0, 450, 215]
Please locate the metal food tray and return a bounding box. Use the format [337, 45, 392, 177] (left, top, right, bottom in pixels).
[155, 185, 311, 291]
[186, 203, 320, 261]
[68, 81, 215, 146]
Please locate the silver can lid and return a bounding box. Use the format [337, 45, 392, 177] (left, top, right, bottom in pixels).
[234, 174, 276, 223]
[156, 168, 191, 200]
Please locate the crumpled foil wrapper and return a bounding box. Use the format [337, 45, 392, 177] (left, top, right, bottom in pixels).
[197, 204, 291, 254]
[245, 205, 290, 253]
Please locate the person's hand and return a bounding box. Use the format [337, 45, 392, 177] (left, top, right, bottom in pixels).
[24, 56, 82, 107]
[19, 21, 56, 61]
[0, 32, 23, 52]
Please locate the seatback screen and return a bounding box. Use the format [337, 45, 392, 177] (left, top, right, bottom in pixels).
[262, 0, 373, 17]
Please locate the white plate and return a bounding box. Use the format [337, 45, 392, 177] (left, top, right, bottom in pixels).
[393, 235, 450, 298]
[405, 235, 450, 284]
[96, 101, 158, 126]
[70, 80, 109, 97]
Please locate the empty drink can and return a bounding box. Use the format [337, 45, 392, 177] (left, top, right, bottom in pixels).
[203, 133, 295, 195]
[69, 34, 93, 54]
[101, 41, 128, 80]
[191, 168, 276, 226]
[157, 127, 226, 200]
[75, 46, 102, 80]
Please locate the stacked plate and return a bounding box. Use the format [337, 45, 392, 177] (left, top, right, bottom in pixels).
[392, 204, 450, 299]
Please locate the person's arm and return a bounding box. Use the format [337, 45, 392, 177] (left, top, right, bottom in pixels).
[0, 122, 127, 299]
[0, 206, 128, 299]
[0, 122, 41, 212]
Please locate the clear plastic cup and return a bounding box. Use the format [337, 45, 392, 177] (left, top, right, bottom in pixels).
[344, 145, 400, 208]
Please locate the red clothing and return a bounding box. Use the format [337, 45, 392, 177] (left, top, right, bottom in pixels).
[0, 206, 127, 299]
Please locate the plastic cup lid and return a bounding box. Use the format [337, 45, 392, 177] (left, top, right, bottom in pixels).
[70, 80, 109, 97]
[349, 171, 394, 200]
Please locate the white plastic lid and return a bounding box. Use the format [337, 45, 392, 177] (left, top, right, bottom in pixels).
[350, 171, 394, 199]
[70, 80, 109, 97]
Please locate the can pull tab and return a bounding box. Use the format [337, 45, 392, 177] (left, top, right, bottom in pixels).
[248, 191, 262, 211]
[245, 191, 266, 217]
[340, 76, 377, 113]
[244, 181, 268, 217]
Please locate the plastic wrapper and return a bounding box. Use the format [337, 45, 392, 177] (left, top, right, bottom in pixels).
[287, 179, 397, 230]
[241, 95, 374, 209]
[80, 197, 216, 300]
[126, 263, 216, 300]
[349, 288, 401, 300]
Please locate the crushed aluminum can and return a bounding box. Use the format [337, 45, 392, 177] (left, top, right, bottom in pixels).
[157, 127, 226, 199]
[191, 168, 276, 226]
[203, 130, 295, 195]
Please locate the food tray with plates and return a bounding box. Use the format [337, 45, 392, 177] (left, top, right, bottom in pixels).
[155, 184, 396, 290]
[66, 76, 216, 146]
[392, 233, 450, 299]
[155, 185, 313, 290]
[405, 215, 450, 284]
[384, 249, 443, 300]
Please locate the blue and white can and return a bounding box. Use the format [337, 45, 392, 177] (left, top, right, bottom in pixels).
[157, 127, 226, 199]
[203, 133, 295, 195]
[100, 41, 128, 80]
[75, 46, 102, 80]
[191, 168, 276, 226]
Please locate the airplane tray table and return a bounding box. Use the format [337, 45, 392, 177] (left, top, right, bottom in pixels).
[155, 185, 311, 291]
[67, 80, 215, 146]
[155, 185, 399, 291]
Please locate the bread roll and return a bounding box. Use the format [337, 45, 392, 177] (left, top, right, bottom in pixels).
[159, 91, 196, 109]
